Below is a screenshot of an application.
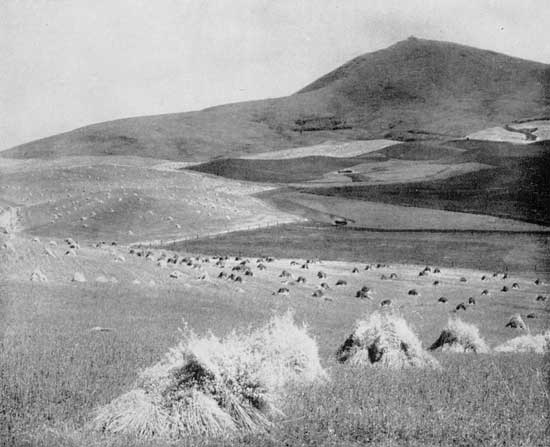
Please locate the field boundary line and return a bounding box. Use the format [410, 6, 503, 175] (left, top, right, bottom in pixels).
[129, 216, 306, 248]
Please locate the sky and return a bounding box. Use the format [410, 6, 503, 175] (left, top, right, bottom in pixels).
[1, 0, 550, 150]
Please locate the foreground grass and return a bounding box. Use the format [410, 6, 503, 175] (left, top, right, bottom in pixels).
[2, 345, 548, 446]
[1, 275, 549, 446]
[2, 309, 549, 446]
[275, 359, 549, 447]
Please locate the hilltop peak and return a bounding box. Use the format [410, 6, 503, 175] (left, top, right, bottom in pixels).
[404, 35, 421, 43]
[297, 37, 549, 100]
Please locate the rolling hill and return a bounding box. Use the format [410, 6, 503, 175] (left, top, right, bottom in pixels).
[0, 157, 300, 244]
[3, 37, 550, 161]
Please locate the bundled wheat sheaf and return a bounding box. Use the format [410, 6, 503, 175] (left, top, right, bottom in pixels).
[91, 312, 325, 439]
[495, 330, 550, 354]
[429, 318, 490, 353]
[336, 312, 440, 369]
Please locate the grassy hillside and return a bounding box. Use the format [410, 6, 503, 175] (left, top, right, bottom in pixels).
[3, 37, 549, 161]
[0, 157, 298, 244]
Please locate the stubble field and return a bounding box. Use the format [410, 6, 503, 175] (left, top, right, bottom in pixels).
[1, 234, 549, 446]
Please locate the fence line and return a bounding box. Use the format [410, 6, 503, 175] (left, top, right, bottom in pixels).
[129, 218, 301, 249]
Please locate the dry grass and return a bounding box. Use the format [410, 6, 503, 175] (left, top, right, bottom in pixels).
[269, 356, 550, 447]
[90, 389, 173, 438]
[1, 245, 548, 446]
[1, 275, 548, 446]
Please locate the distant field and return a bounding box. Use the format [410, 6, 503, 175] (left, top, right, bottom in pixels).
[300, 143, 550, 226]
[187, 156, 361, 183]
[444, 139, 550, 159]
[259, 190, 548, 232]
[466, 126, 534, 144]
[189, 140, 550, 229]
[170, 223, 550, 276]
[466, 120, 550, 144]
[189, 141, 495, 186]
[361, 141, 467, 160]
[313, 160, 491, 184]
[189, 156, 489, 186]
[239, 139, 398, 159]
[510, 119, 550, 141]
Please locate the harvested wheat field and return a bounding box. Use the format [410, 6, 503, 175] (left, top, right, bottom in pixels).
[239, 140, 399, 160]
[1, 227, 549, 446]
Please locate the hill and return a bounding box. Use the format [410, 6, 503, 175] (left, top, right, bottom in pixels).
[0, 157, 299, 244]
[3, 37, 549, 161]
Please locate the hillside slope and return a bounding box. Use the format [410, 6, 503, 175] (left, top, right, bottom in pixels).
[0, 157, 300, 244]
[3, 37, 550, 161]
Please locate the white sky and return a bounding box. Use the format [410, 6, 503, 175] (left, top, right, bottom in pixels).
[1, 0, 549, 150]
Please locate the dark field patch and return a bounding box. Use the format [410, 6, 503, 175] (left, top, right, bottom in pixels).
[187, 156, 361, 183]
[446, 139, 550, 158]
[299, 145, 550, 226]
[167, 223, 550, 276]
[361, 141, 466, 161]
